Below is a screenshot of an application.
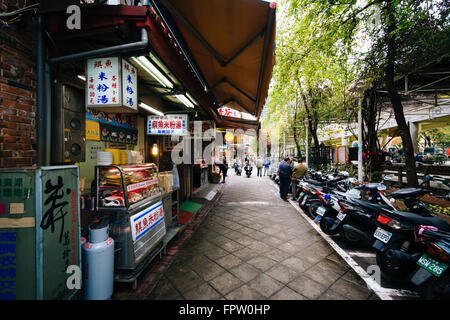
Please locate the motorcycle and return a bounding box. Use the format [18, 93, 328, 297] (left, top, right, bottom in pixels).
[317, 185, 395, 246]
[234, 163, 242, 176]
[316, 175, 442, 246]
[409, 225, 450, 299]
[371, 205, 450, 281]
[244, 165, 253, 178]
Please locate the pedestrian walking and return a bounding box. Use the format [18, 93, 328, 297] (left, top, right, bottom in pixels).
[278, 157, 292, 200]
[219, 155, 228, 183]
[264, 159, 270, 176]
[291, 157, 308, 200]
[256, 157, 264, 177]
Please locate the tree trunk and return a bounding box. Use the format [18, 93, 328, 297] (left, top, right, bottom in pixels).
[384, 0, 418, 187]
[301, 91, 321, 169]
[362, 87, 383, 181]
[293, 96, 302, 157]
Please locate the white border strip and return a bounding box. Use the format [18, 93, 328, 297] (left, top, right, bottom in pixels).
[269, 179, 419, 300]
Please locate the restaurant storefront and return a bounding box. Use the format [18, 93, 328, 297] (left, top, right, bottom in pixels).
[0, 0, 275, 299]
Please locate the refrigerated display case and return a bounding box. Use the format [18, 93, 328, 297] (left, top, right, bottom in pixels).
[94, 164, 166, 275]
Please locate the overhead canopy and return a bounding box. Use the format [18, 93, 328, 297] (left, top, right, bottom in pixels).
[151, 0, 276, 126]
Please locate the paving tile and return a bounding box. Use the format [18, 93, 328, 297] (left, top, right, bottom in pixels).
[167, 269, 205, 295]
[246, 255, 279, 272]
[234, 235, 256, 246]
[287, 275, 328, 299]
[262, 236, 285, 247]
[329, 278, 373, 300]
[183, 283, 222, 300]
[209, 272, 244, 296]
[232, 247, 261, 261]
[203, 246, 230, 260]
[315, 257, 350, 276]
[229, 263, 262, 283]
[192, 261, 227, 281]
[262, 250, 291, 263]
[247, 273, 284, 298]
[277, 242, 301, 255]
[280, 256, 313, 273]
[220, 240, 245, 253]
[269, 286, 308, 300]
[225, 284, 264, 300]
[147, 276, 182, 300]
[265, 263, 301, 284]
[318, 289, 349, 300]
[216, 254, 243, 270]
[303, 265, 342, 287]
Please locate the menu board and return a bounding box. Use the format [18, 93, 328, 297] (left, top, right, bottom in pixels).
[86, 57, 121, 107]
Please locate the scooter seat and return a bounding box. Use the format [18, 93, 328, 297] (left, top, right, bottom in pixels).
[389, 188, 425, 199]
[304, 179, 325, 186]
[388, 210, 450, 232]
[351, 199, 393, 213]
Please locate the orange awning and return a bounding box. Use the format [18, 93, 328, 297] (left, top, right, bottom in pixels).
[151, 0, 276, 127]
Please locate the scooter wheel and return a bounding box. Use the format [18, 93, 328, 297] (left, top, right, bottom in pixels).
[307, 200, 322, 219]
[375, 249, 416, 281]
[419, 273, 450, 300]
[339, 228, 362, 245]
[320, 216, 340, 235]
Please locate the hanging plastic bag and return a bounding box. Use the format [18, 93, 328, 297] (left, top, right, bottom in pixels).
[172, 163, 180, 190]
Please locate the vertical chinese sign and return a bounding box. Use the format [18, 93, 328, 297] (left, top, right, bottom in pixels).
[40, 167, 80, 300]
[86, 57, 138, 112]
[122, 59, 138, 111]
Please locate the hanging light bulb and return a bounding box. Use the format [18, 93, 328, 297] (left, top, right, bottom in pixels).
[152, 144, 158, 156]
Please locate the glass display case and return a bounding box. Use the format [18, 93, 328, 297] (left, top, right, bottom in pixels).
[95, 164, 161, 212]
[93, 164, 166, 271]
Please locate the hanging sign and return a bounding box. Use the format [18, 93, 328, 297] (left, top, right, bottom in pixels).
[218, 106, 242, 118]
[86, 56, 138, 111]
[147, 114, 188, 136]
[121, 59, 138, 110]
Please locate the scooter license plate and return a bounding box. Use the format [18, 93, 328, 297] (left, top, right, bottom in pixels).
[373, 227, 392, 244]
[416, 253, 448, 277]
[337, 212, 346, 221]
[317, 207, 326, 216]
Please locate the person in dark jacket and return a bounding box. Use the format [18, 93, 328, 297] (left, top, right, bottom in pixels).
[278, 157, 292, 200]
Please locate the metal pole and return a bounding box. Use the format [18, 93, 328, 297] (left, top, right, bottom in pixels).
[358, 103, 363, 182]
[36, 16, 45, 166]
[306, 124, 309, 168]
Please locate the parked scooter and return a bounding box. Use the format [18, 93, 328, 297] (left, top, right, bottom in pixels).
[409, 225, 450, 299]
[371, 205, 450, 281]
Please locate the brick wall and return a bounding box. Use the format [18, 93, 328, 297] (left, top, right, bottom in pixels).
[0, 1, 37, 168]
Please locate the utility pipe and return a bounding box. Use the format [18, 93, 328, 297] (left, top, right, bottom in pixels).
[48, 28, 148, 64]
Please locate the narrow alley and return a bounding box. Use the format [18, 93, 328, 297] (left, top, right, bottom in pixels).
[147, 172, 380, 300]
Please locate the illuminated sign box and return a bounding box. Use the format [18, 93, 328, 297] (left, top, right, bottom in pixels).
[147, 114, 188, 136]
[86, 56, 138, 113]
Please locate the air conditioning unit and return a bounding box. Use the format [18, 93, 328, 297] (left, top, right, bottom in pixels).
[51, 83, 86, 164]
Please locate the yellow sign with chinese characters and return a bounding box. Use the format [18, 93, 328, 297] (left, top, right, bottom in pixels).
[86, 120, 100, 141]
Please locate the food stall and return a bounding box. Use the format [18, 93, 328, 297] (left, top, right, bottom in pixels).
[93, 164, 165, 288]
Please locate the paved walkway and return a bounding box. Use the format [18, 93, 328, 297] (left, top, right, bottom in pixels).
[148, 172, 380, 300]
